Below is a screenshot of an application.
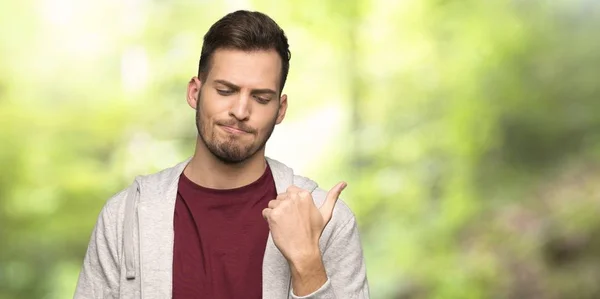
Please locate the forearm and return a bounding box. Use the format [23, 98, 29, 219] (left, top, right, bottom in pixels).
[289, 251, 328, 296]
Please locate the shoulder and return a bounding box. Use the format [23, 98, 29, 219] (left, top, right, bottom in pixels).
[99, 181, 136, 221]
[135, 158, 190, 193]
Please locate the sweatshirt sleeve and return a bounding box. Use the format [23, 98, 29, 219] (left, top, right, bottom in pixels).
[290, 215, 370, 299]
[74, 202, 121, 299]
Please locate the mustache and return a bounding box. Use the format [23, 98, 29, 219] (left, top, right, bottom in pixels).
[216, 119, 256, 134]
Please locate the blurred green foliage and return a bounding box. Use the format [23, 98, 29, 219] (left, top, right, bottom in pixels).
[1, 0, 599, 298]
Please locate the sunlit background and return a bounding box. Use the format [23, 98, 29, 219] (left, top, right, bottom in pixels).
[1, 0, 600, 298]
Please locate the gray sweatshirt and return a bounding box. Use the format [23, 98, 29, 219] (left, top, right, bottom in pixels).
[74, 157, 369, 298]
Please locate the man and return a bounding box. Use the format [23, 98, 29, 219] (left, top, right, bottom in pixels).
[74, 10, 369, 299]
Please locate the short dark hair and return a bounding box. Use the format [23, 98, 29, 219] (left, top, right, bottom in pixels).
[198, 10, 291, 93]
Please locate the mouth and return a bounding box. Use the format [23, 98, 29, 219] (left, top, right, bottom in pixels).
[219, 125, 250, 135]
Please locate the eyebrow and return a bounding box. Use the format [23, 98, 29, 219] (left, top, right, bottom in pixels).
[213, 79, 277, 95]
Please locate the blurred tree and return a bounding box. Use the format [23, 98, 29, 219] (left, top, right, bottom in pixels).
[326, 0, 600, 298]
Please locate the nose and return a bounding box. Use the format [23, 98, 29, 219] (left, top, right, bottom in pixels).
[229, 93, 250, 121]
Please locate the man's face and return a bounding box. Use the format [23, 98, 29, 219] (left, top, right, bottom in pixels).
[187, 49, 288, 164]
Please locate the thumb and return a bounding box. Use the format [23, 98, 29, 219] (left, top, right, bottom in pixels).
[319, 181, 347, 223]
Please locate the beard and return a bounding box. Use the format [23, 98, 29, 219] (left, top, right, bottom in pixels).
[195, 97, 278, 165]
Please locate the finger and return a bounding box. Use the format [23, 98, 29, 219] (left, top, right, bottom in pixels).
[262, 208, 271, 221]
[298, 190, 312, 202]
[268, 199, 281, 209]
[288, 192, 300, 201]
[319, 181, 347, 222]
[276, 193, 288, 201]
[286, 185, 304, 194]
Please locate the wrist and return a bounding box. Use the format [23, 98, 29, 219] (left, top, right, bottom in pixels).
[288, 246, 322, 272]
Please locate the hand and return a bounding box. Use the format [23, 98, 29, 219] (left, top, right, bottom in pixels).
[262, 182, 347, 296]
[261, 182, 347, 264]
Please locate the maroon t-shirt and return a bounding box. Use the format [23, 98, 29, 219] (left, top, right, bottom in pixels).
[172, 165, 276, 299]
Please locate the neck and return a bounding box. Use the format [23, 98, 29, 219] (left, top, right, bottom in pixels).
[184, 137, 267, 190]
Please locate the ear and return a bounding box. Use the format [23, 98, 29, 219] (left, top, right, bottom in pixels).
[275, 94, 288, 124]
[187, 76, 203, 109]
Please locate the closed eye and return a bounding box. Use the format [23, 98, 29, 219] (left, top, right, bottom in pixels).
[254, 95, 270, 104]
[217, 89, 234, 96]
